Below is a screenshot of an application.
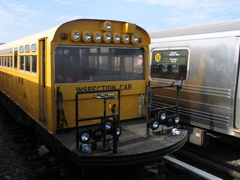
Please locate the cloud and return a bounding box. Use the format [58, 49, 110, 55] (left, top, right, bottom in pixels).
[126, 0, 240, 15]
[126, 0, 198, 8]
[56, 15, 84, 22]
[131, 0, 240, 28]
[168, 0, 240, 25]
[0, 1, 47, 42]
[53, 0, 85, 5]
[53, 0, 70, 4]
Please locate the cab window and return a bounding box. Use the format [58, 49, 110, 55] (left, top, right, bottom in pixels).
[54, 46, 144, 83]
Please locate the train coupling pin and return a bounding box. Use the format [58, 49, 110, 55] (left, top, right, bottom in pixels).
[171, 128, 180, 136]
[38, 145, 50, 156]
[81, 144, 92, 154]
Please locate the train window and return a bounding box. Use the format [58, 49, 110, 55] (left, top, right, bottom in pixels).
[5, 57, 8, 67]
[2, 57, 5, 66]
[25, 45, 30, 53]
[151, 49, 188, 80]
[8, 56, 12, 68]
[32, 56, 37, 73]
[14, 48, 18, 69]
[31, 44, 37, 52]
[20, 56, 24, 70]
[19, 46, 24, 53]
[54, 46, 144, 83]
[25, 56, 30, 71]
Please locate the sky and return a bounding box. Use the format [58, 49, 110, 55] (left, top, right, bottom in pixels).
[1, 0, 240, 43]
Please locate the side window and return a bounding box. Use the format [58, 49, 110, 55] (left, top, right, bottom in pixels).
[32, 56, 37, 73]
[5, 56, 8, 67]
[20, 56, 24, 70]
[25, 56, 31, 72]
[3, 57, 5, 66]
[151, 49, 188, 80]
[9, 56, 12, 68]
[14, 48, 18, 69]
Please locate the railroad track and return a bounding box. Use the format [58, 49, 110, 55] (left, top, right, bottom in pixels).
[3, 104, 239, 180]
[164, 145, 240, 180]
[0, 108, 165, 180]
[0, 109, 62, 180]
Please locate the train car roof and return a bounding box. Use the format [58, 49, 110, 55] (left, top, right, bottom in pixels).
[0, 19, 150, 49]
[149, 19, 240, 39]
[0, 26, 59, 50]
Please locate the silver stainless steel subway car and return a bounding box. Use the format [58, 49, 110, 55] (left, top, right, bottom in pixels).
[149, 20, 240, 145]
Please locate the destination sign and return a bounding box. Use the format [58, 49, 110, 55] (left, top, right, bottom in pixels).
[152, 50, 188, 65]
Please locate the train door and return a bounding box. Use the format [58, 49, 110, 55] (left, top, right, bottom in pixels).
[235, 38, 240, 131]
[39, 38, 46, 124]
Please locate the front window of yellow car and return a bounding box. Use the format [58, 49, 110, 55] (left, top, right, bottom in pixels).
[54, 46, 144, 83]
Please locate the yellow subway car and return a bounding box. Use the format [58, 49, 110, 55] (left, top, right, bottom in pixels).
[0, 19, 187, 179]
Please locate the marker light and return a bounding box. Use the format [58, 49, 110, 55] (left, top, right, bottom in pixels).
[60, 33, 68, 40]
[91, 128, 103, 141]
[113, 33, 121, 43]
[164, 117, 173, 127]
[122, 34, 130, 43]
[103, 32, 111, 43]
[102, 21, 112, 31]
[93, 32, 102, 42]
[83, 31, 91, 42]
[158, 111, 167, 124]
[79, 130, 91, 143]
[71, 31, 81, 42]
[149, 118, 159, 130]
[131, 34, 139, 43]
[138, 37, 142, 43]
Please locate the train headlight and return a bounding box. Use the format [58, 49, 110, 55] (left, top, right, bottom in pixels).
[149, 118, 159, 130]
[172, 114, 180, 124]
[102, 21, 112, 31]
[105, 119, 113, 133]
[113, 33, 121, 43]
[79, 130, 91, 143]
[83, 31, 91, 42]
[103, 32, 111, 43]
[158, 111, 167, 124]
[131, 34, 139, 43]
[122, 34, 130, 43]
[93, 32, 102, 42]
[91, 128, 103, 141]
[71, 31, 81, 41]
